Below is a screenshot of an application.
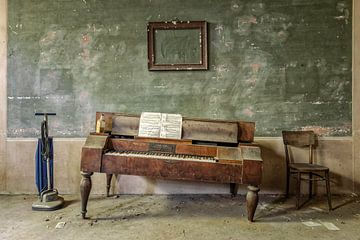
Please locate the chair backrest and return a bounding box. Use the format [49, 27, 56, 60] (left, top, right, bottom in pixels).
[282, 131, 315, 164]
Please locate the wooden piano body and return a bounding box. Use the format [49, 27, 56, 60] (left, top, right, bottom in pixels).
[80, 112, 262, 222]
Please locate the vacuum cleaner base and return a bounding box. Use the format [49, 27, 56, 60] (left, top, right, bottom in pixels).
[32, 189, 64, 211]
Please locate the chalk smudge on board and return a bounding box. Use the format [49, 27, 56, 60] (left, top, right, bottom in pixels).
[300, 125, 351, 136]
[230, 0, 244, 12]
[334, 1, 350, 24]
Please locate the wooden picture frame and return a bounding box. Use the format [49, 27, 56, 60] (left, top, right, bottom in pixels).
[147, 21, 208, 71]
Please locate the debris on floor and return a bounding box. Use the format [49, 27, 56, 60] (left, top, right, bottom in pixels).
[55, 221, 66, 229]
[302, 221, 340, 231]
[259, 202, 270, 210]
[350, 193, 358, 198]
[282, 216, 291, 222]
[309, 207, 324, 212]
[302, 221, 322, 227]
[0, 194, 359, 240]
[321, 222, 340, 231]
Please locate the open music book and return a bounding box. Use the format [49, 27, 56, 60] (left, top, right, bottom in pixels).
[138, 112, 182, 139]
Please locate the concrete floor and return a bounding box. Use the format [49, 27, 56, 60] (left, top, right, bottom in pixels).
[0, 194, 359, 240]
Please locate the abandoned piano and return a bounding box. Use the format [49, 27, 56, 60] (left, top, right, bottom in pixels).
[80, 112, 263, 222]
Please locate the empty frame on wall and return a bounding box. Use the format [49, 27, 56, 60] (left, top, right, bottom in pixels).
[147, 21, 208, 71]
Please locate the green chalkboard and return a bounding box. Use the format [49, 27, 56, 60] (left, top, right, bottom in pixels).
[7, 0, 352, 137]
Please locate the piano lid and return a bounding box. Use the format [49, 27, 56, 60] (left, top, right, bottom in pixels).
[97, 112, 255, 144]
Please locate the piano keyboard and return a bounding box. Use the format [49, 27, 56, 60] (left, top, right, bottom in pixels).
[105, 150, 218, 163]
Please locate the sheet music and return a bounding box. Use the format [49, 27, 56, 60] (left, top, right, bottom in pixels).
[159, 113, 182, 139]
[138, 112, 182, 139]
[138, 112, 162, 138]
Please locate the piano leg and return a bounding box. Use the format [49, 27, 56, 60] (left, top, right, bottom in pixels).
[80, 171, 93, 219]
[246, 185, 260, 222]
[106, 174, 113, 197]
[230, 183, 238, 197]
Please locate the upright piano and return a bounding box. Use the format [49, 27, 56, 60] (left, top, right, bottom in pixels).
[80, 112, 263, 222]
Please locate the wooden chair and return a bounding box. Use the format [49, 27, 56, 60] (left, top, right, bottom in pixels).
[282, 131, 332, 210]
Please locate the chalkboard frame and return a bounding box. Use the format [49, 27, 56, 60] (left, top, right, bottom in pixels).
[147, 21, 208, 71]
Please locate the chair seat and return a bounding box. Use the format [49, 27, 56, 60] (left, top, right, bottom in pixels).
[289, 163, 329, 172]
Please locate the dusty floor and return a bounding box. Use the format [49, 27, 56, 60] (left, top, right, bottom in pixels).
[0, 194, 359, 240]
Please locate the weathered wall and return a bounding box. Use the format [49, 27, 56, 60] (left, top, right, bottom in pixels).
[2, 137, 354, 195]
[352, 0, 360, 193]
[7, 0, 352, 137]
[0, 0, 7, 193]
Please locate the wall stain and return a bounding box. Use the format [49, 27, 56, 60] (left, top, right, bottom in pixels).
[6, 0, 352, 137]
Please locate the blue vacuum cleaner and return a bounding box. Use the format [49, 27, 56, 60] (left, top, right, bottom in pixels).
[32, 113, 64, 211]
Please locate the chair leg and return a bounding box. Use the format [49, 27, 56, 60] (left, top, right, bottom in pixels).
[296, 172, 301, 209]
[286, 168, 290, 198]
[309, 173, 312, 199]
[325, 170, 332, 211]
[106, 174, 113, 197]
